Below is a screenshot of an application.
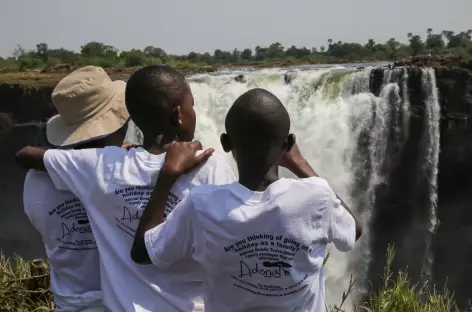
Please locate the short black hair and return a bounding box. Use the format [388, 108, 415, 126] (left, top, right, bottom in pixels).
[125, 65, 189, 135]
[225, 88, 290, 149]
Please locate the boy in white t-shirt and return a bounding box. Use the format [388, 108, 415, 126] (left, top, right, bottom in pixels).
[131, 88, 363, 312]
[16, 66, 236, 312]
[23, 66, 130, 312]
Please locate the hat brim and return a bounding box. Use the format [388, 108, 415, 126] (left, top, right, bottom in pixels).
[45, 80, 130, 148]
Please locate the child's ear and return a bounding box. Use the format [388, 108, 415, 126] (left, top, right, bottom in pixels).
[169, 107, 181, 140]
[220, 133, 232, 153]
[285, 133, 296, 152]
[171, 107, 181, 126]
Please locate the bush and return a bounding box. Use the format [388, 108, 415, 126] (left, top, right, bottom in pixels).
[17, 56, 43, 71]
[45, 57, 62, 67]
[0, 58, 18, 70]
[122, 50, 147, 67]
[0, 255, 52, 311]
[327, 247, 461, 312]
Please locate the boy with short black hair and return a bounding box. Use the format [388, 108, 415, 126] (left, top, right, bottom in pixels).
[132, 88, 362, 312]
[17, 65, 235, 312]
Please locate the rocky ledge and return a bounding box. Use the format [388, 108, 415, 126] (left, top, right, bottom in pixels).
[0, 66, 218, 130]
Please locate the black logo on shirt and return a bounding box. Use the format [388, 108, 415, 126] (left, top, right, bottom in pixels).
[225, 233, 313, 297]
[240, 261, 292, 279]
[61, 221, 92, 238]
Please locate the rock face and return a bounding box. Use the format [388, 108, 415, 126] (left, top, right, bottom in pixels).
[0, 84, 56, 124]
[432, 66, 472, 309]
[368, 65, 472, 309]
[0, 123, 48, 259]
[1, 65, 472, 307]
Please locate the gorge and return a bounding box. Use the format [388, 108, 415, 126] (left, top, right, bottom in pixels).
[1, 63, 471, 310]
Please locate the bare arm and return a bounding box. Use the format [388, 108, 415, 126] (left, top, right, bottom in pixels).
[15, 147, 47, 171]
[131, 171, 178, 264]
[130, 141, 214, 265]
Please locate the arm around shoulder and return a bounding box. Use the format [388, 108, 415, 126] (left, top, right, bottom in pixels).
[42, 148, 101, 193]
[132, 195, 196, 268]
[16, 147, 47, 171]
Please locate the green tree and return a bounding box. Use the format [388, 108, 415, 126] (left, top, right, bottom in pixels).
[187, 51, 199, 62]
[36, 43, 49, 63]
[255, 46, 267, 61]
[268, 42, 284, 58]
[285, 45, 298, 57]
[201, 52, 212, 63]
[143, 46, 167, 59]
[232, 49, 241, 62]
[408, 34, 425, 56]
[12, 45, 26, 60]
[446, 31, 472, 49]
[121, 49, 146, 67]
[48, 48, 80, 64]
[366, 39, 376, 51]
[426, 34, 445, 52]
[386, 38, 400, 60]
[80, 41, 118, 59]
[241, 48, 252, 60]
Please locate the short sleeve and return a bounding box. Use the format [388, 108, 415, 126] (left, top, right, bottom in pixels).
[43, 148, 101, 195]
[144, 195, 195, 268]
[23, 170, 42, 229]
[326, 187, 356, 252]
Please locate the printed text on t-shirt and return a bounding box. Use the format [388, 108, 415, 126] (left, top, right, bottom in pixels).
[113, 185, 182, 237]
[223, 233, 313, 297]
[48, 197, 96, 251]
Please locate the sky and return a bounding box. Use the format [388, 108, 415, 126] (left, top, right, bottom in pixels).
[0, 0, 471, 57]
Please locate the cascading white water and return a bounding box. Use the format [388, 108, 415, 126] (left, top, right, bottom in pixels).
[419, 68, 441, 281]
[124, 65, 441, 310]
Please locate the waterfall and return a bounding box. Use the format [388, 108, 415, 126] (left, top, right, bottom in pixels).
[419, 68, 441, 283]
[124, 119, 143, 144]
[124, 66, 441, 310]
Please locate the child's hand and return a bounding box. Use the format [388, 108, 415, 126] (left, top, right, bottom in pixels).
[162, 141, 215, 177]
[280, 143, 318, 179]
[280, 142, 306, 171]
[121, 143, 139, 150]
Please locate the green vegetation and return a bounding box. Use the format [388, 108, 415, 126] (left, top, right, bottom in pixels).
[1, 29, 471, 72]
[0, 255, 52, 311]
[0, 247, 464, 311]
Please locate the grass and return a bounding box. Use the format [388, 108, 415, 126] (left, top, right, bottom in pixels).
[326, 247, 462, 312]
[0, 247, 464, 312]
[0, 65, 217, 88]
[0, 255, 52, 311]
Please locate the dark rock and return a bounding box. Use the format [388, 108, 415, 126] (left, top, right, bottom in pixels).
[367, 64, 472, 309]
[284, 72, 296, 84]
[234, 74, 246, 83]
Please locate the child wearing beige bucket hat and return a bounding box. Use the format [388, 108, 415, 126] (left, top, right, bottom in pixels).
[46, 65, 130, 147]
[22, 66, 130, 311]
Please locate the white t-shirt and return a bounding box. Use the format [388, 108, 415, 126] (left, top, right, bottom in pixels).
[145, 177, 356, 312]
[23, 170, 103, 311]
[43, 147, 236, 312]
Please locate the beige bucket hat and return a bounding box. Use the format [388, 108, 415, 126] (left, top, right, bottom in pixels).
[46, 66, 130, 147]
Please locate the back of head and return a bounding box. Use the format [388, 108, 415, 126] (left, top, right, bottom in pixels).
[125, 65, 189, 137]
[224, 88, 291, 166]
